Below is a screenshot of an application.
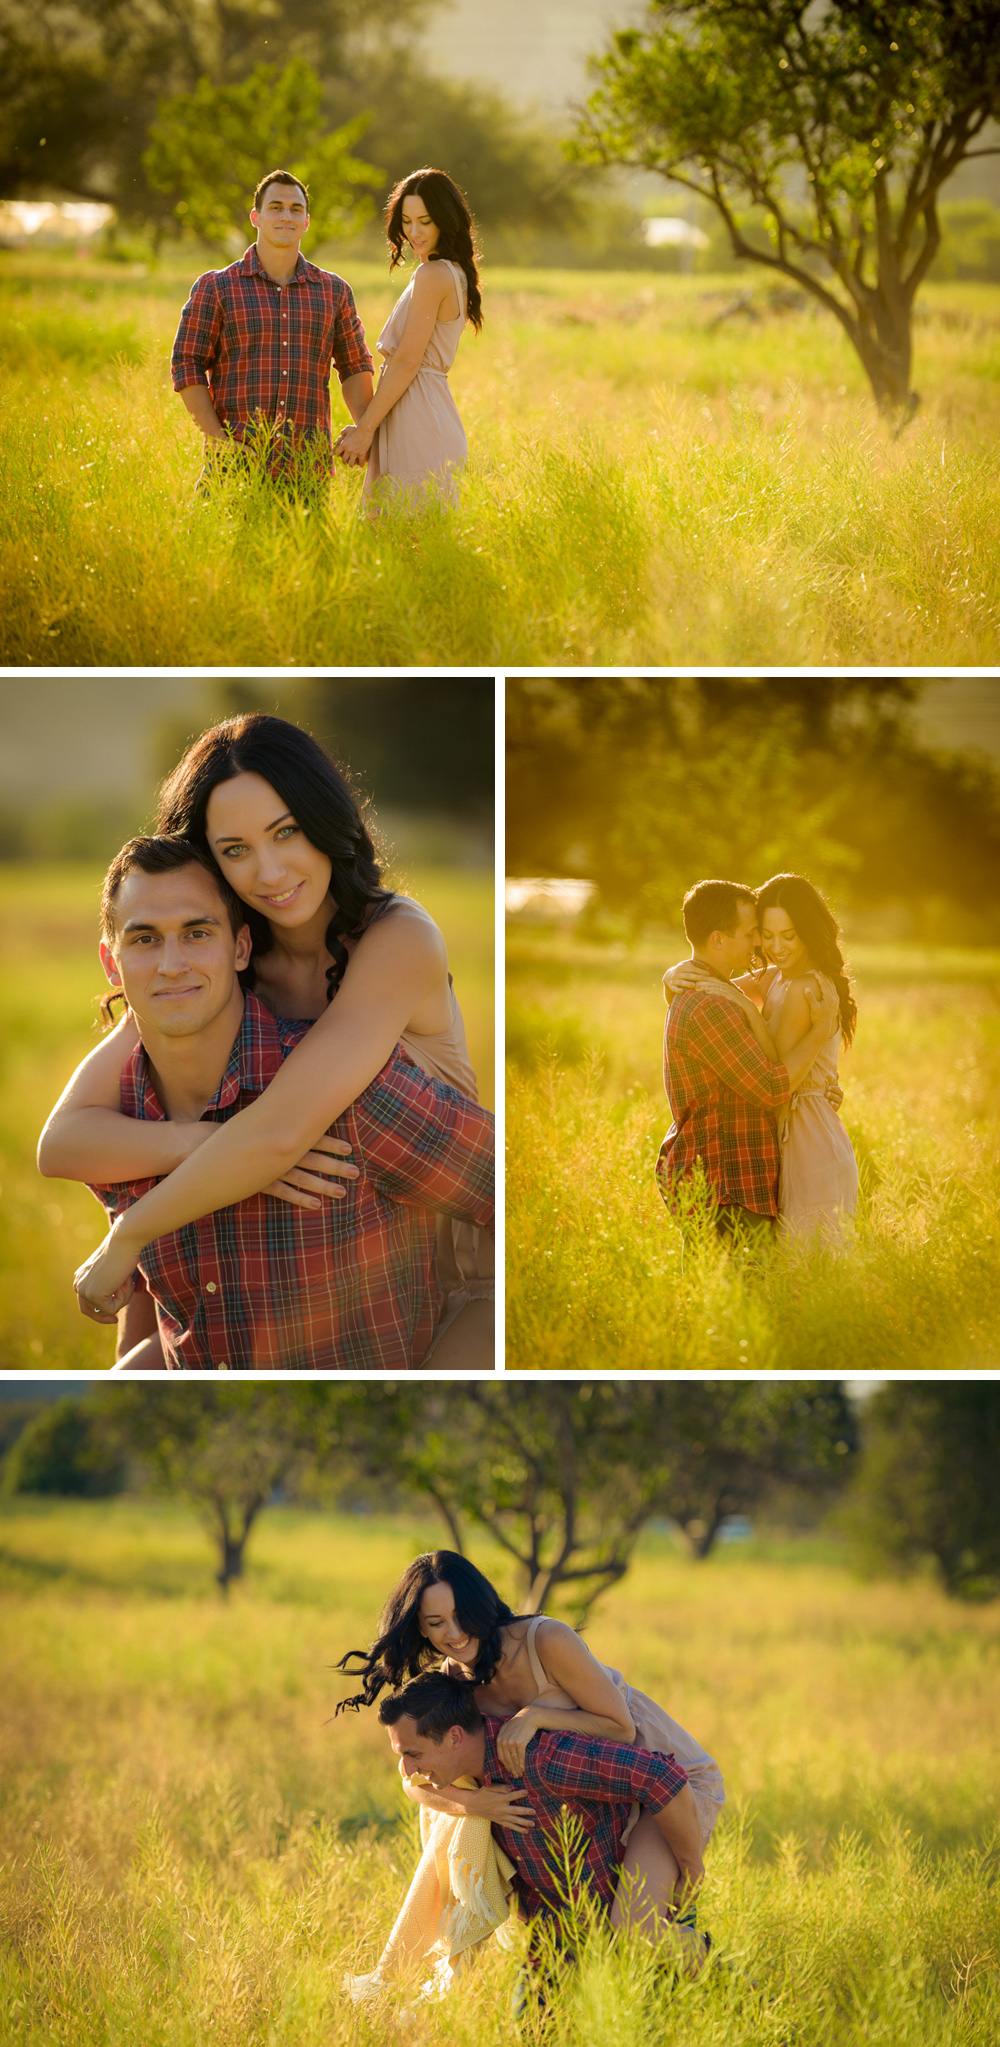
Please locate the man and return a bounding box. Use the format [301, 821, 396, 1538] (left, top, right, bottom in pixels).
[60, 836, 493, 1369]
[656, 878, 838, 1242]
[380, 1672, 705, 1962]
[170, 168, 373, 482]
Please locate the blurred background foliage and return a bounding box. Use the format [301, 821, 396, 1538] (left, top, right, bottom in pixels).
[506, 678, 1000, 944]
[4, 0, 1000, 275]
[1, 1379, 997, 1611]
[0, 675, 494, 869]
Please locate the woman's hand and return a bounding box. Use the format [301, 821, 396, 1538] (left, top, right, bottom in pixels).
[495, 1708, 541, 1776]
[335, 423, 373, 467]
[663, 961, 703, 997]
[74, 1227, 141, 1323]
[262, 1134, 359, 1208]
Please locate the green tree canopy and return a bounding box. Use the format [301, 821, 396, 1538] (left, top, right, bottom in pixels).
[144, 61, 381, 247]
[103, 1382, 352, 1590]
[506, 678, 1000, 942]
[844, 1383, 1000, 1598]
[0, 0, 414, 223]
[573, 1, 1000, 412]
[3, 1396, 126, 1498]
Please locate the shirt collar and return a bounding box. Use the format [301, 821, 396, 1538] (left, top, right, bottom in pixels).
[241, 243, 310, 285]
[122, 991, 285, 1121]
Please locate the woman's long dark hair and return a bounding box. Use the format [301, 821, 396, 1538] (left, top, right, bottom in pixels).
[335, 1552, 520, 1713]
[386, 168, 483, 332]
[156, 713, 395, 1003]
[756, 872, 858, 1047]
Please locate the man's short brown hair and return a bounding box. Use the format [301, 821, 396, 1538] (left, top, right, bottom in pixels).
[682, 878, 757, 947]
[253, 169, 309, 212]
[101, 836, 244, 944]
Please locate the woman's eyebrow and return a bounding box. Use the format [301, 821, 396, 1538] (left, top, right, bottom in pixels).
[211, 811, 293, 843]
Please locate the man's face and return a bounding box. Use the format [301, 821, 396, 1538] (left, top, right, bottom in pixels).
[387, 1715, 473, 1787]
[724, 898, 762, 975]
[250, 181, 309, 251]
[100, 864, 251, 1040]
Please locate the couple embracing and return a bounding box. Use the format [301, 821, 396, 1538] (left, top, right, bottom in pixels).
[41, 712, 494, 1369]
[658, 875, 859, 1249]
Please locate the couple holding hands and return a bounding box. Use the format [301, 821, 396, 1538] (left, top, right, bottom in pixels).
[171, 163, 480, 506]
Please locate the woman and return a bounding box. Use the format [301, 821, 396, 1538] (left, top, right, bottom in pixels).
[337, 1553, 723, 1994]
[666, 871, 858, 1248]
[334, 168, 482, 506]
[40, 713, 493, 1367]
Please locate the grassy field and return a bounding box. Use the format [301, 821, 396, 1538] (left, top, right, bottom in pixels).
[0, 861, 494, 1369]
[2, 249, 1000, 664]
[506, 928, 1000, 1370]
[0, 1501, 997, 2046]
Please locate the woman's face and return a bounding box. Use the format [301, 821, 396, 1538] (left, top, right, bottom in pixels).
[760, 904, 810, 976]
[418, 1580, 479, 1667]
[401, 192, 440, 261]
[205, 772, 333, 929]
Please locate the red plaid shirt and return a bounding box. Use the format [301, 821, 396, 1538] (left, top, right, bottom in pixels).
[482, 1719, 688, 1933]
[91, 994, 493, 1369]
[170, 245, 373, 463]
[656, 986, 790, 1218]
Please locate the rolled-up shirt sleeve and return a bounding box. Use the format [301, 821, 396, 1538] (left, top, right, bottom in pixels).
[530, 1732, 688, 1812]
[171, 273, 222, 392]
[331, 281, 374, 384]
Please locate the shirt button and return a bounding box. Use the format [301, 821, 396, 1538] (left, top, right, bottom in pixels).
[206, 1282, 217, 1293]
[217, 1361, 229, 1371]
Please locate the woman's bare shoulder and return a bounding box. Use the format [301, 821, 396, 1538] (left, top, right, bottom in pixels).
[355, 896, 447, 966]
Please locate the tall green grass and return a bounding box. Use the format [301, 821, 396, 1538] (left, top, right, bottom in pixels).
[1, 1503, 998, 2047]
[2, 253, 999, 663]
[506, 931, 1000, 1370]
[0, 862, 493, 1369]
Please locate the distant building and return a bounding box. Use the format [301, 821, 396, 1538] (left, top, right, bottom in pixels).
[641, 218, 709, 250]
[505, 876, 597, 921]
[0, 201, 113, 247]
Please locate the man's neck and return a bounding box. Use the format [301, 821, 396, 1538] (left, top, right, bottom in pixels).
[139, 991, 246, 1123]
[255, 236, 301, 285]
[691, 950, 731, 982]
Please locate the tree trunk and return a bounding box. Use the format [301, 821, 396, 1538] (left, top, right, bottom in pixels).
[216, 1531, 245, 1594]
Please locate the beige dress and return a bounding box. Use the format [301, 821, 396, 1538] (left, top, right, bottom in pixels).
[521, 1617, 725, 1847]
[763, 971, 858, 1249]
[363, 259, 469, 507]
[391, 899, 494, 1354]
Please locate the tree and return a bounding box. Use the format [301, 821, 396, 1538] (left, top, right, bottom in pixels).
[660, 1382, 857, 1558]
[844, 1383, 1000, 1598]
[347, 1381, 857, 1616]
[573, 1, 1000, 413]
[104, 1382, 350, 1591]
[0, 0, 421, 224]
[505, 677, 1000, 942]
[143, 61, 381, 248]
[3, 1396, 126, 1498]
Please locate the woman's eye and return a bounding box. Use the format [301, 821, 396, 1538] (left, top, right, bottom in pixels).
[275, 825, 298, 840]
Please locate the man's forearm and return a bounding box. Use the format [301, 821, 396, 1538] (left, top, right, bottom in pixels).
[179, 385, 227, 439]
[341, 371, 374, 424]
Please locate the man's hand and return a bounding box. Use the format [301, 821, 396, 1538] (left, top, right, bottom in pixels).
[495, 1708, 540, 1777]
[824, 1079, 844, 1111]
[74, 1229, 140, 1324]
[468, 1784, 535, 1830]
[334, 422, 373, 467]
[262, 1134, 359, 1208]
